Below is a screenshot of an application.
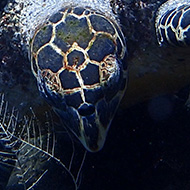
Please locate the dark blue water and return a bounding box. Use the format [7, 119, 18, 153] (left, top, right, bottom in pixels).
[80, 86, 190, 190]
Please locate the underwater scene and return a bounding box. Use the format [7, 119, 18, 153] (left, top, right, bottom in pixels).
[1, 0, 190, 189]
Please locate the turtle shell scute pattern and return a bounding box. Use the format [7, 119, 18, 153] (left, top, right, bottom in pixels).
[156, 4, 190, 46]
[30, 6, 127, 152]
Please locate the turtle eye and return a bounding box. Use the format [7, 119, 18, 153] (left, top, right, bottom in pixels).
[30, 6, 127, 152]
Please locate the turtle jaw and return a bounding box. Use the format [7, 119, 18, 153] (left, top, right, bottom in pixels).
[78, 119, 110, 152]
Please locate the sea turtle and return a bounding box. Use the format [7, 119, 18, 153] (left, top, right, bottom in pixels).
[28, 0, 190, 152]
[1, 0, 190, 188]
[1, 0, 190, 152]
[1, 0, 128, 153]
[156, 0, 190, 46]
[30, 5, 128, 152]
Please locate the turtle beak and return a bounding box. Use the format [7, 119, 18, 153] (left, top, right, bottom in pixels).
[54, 99, 118, 152]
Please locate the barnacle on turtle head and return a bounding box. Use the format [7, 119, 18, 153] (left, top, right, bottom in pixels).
[30, 6, 127, 152]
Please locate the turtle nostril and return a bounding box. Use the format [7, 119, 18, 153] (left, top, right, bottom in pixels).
[78, 103, 95, 116]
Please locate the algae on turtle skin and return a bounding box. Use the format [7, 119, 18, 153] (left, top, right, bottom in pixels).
[56, 19, 92, 48]
[57, 30, 70, 42]
[67, 19, 81, 28]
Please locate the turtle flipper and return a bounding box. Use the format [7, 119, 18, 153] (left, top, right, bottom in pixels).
[156, 1, 190, 46]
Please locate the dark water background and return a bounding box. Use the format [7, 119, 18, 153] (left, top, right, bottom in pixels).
[1, 0, 190, 190]
[81, 87, 190, 190]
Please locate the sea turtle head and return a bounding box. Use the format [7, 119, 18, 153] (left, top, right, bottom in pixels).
[30, 6, 127, 152]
